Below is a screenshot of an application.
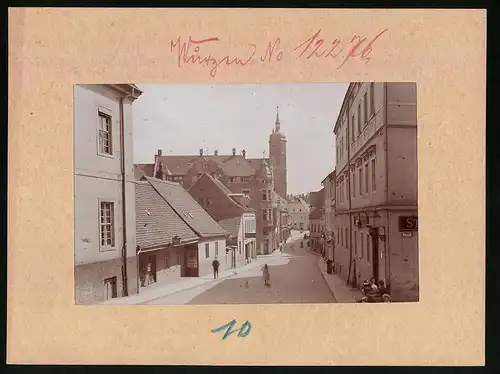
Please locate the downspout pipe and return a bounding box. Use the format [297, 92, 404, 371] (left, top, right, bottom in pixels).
[346, 84, 353, 286]
[384, 82, 391, 290]
[119, 88, 137, 298]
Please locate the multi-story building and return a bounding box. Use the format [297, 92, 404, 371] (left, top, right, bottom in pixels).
[135, 179, 200, 286]
[321, 170, 336, 259]
[309, 208, 325, 254]
[276, 194, 291, 243]
[309, 188, 325, 253]
[143, 177, 228, 278]
[135, 108, 288, 255]
[74, 84, 143, 305]
[188, 172, 257, 267]
[309, 189, 325, 210]
[288, 198, 310, 231]
[332, 82, 418, 302]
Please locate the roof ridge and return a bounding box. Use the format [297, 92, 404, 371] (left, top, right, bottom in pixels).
[147, 177, 228, 238]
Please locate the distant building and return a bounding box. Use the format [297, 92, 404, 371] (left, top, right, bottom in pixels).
[309, 188, 326, 254]
[332, 82, 418, 302]
[142, 177, 228, 278]
[136, 108, 289, 255]
[135, 180, 200, 287]
[74, 84, 143, 305]
[321, 170, 336, 260]
[288, 198, 310, 231]
[188, 173, 257, 268]
[309, 207, 325, 255]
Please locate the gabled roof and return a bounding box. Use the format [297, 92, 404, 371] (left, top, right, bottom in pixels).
[217, 216, 242, 239]
[135, 182, 198, 249]
[134, 163, 155, 181]
[219, 155, 255, 177]
[321, 170, 336, 185]
[155, 154, 257, 177]
[146, 177, 228, 238]
[247, 158, 270, 170]
[189, 173, 254, 214]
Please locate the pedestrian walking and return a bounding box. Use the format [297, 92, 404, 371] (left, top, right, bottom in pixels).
[212, 256, 220, 280]
[262, 264, 270, 287]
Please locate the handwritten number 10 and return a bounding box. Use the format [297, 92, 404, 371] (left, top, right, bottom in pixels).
[211, 319, 252, 340]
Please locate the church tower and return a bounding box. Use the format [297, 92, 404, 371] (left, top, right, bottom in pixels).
[269, 106, 287, 199]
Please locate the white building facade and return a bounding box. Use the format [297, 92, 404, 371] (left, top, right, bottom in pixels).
[74, 84, 143, 305]
[288, 198, 310, 230]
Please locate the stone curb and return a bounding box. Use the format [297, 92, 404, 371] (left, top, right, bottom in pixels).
[306, 248, 338, 303]
[314, 257, 338, 303]
[136, 259, 269, 305]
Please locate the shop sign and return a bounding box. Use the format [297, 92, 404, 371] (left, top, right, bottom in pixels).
[399, 216, 418, 232]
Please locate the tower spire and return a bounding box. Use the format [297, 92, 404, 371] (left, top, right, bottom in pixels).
[275, 106, 281, 132]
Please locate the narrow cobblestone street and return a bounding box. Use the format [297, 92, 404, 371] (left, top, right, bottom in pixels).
[145, 231, 335, 305]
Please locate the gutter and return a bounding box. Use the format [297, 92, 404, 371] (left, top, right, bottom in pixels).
[119, 95, 129, 297]
[346, 85, 354, 287]
[384, 82, 391, 286]
[118, 85, 141, 297]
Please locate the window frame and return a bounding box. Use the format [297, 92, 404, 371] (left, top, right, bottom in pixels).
[352, 170, 356, 198]
[365, 162, 369, 195]
[98, 199, 116, 252]
[96, 105, 114, 158]
[371, 158, 376, 191]
[205, 243, 210, 258]
[351, 115, 355, 143]
[366, 234, 371, 263]
[354, 231, 358, 257]
[357, 104, 361, 135]
[363, 92, 368, 128]
[370, 83, 375, 115]
[358, 168, 363, 195]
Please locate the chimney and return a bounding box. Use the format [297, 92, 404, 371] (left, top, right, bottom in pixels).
[158, 149, 162, 156]
[214, 150, 218, 156]
[199, 148, 203, 156]
[232, 148, 236, 156]
[242, 149, 246, 158]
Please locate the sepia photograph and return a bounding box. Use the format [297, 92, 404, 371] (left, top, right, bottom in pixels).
[74, 82, 419, 306]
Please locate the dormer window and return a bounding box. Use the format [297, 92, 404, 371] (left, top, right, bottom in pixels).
[261, 189, 272, 201]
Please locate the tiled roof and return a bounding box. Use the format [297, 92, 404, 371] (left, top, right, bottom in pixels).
[209, 174, 233, 195]
[134, 163, 155, 181]
[156, 154, 257, 177]
[146, 177, 228, 238]
[219, 156, 255, 177]
[206, 173, 254, 212]
[247, 158, 270, 170]
[217, 216, 241, 239]
[135, 182, 198, 249]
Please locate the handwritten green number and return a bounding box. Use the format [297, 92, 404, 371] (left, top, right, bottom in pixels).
[211, 319, 252, 340]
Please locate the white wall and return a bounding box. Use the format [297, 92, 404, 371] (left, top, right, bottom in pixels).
[74, 85, 137, 266]
[197, 238, 226, 277]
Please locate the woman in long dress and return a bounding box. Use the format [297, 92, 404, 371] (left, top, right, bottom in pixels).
[262, 264, 270, 287]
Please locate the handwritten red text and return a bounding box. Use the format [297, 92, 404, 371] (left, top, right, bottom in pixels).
[293, 29, 388, 68]
[170, 36, 256, 78]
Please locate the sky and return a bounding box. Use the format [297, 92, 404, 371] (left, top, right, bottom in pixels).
[133, 83, 349, 195]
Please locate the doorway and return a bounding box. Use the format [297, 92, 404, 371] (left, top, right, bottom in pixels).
[185, 247, 199, 277]
[104, 276, 117, 300]
[372, 239, 379, 281]
[148, 254, 157, 283]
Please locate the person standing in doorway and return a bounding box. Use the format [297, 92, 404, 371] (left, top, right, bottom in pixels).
[146, 262, 152, 285]
[212, 256, 220, 280]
